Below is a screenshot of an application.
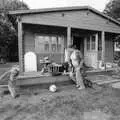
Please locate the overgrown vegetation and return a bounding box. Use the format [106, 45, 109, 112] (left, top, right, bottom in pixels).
[0, 0, 29, 62]
[104, 0, 120, 20]
[103, 0, 120, 63]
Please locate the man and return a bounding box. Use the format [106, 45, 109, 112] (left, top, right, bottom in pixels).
[70, 47, 85, 90]
[8, 66, 19, 98]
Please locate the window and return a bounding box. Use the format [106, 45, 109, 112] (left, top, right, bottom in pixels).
[57, 37, 62, 52]
[44, 36, 49, 52]
[98, 36, 102, 51]
[51, 36, 57, 52]
[86, 35, 96, 51]
[35, 36, 45, 53]
[35, 35, 63, 53]
[91, 35, 96, 50]
[86, 36, 90, 50]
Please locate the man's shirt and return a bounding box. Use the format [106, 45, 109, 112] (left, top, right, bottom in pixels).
[64, 48, 74, 63]
[70, 49, 83, 68]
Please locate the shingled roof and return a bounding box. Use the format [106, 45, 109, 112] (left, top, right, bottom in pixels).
[9, 6, 120, 26]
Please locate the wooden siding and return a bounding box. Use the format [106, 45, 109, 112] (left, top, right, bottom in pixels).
[23, 26, 66, 71]
[16, 74, 70, 86]
[21, 10, 120, 33]
[105, 35, 114, 63]
[97, 33, 114, 63]
[24, 31, 35, 54]
[18, 21, 24, 73]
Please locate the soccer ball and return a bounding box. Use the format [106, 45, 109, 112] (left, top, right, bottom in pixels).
[49, 84, 57, 92]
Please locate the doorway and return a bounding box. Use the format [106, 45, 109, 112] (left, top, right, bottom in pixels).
[84, 34, 98, 68]
[73, 36, 84, 55]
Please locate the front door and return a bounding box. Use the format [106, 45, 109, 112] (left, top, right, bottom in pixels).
[73, 36, 84, 55]
[84, 34, 98, 68]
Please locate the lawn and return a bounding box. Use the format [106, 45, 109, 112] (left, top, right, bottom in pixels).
[0, 83, 120, 120]
[0, 63, 120, 120]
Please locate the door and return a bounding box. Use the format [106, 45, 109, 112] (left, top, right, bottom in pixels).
[84, 34, 98, 69]
[24, 52, 37, 72]
[73, 36, 84, 55]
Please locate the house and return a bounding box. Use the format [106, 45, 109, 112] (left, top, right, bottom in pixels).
[9, 6, 120, 85]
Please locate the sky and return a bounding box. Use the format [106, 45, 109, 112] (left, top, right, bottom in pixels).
[23, 0, 110, 12]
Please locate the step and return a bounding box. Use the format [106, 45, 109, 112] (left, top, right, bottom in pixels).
[16, 74, 72, 86]
[16, 68, 114, 86]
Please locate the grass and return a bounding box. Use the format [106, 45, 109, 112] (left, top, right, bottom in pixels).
[0, 84, 120, 120]
[0, 63, 120, 120]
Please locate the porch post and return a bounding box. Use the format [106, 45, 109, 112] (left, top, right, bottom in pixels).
[95, 33, 98, 52]
[67, 26, 72, 47]
[95, 33, 99, 68]
[18, 17, 24, 73]
[101, 31, 105, 62]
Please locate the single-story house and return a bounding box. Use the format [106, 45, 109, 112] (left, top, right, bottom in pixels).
[9, 6, 120, 85]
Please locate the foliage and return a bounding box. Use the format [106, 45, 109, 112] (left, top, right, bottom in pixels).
[104, 0, 120, 63]
[0, 14, 16, 45]
[0, 0, 29, 61]
[103, 0, 120, 20]
[4, 0, 29, 11]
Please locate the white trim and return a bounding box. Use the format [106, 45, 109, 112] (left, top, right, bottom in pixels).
[101, 31, 105, 62]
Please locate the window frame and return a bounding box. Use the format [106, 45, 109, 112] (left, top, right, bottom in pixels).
[35, 34, 64, 54]
[86, 35, 96, 51]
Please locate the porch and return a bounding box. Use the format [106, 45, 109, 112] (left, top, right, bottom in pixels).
[16, 67, 115, 86]
[19, 23, 116, 74]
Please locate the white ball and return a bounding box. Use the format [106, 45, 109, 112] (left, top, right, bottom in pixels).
[49, 84, 57, 92]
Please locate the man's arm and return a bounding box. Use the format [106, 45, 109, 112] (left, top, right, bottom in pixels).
[79, 59, 84, 68]
[78, 51, 84, 68]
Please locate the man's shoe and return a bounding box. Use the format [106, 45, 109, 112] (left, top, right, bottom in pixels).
[76, 85, 80, 88]
[78, 86, 85, 90]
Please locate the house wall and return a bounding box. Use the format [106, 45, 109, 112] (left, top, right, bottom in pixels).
[105, 34, 114, 63]
[23, 25, 66, 71]
[21, 10, 120, 33]
[23, 26, 115, 72]
[24, 31, 35, 53]
[20, 9, 120, 72]
[97, 33, 114, 63]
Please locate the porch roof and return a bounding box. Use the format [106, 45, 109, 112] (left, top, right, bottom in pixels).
[9, 6, 120, 26]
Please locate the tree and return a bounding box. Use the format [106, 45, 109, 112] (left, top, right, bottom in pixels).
[0, 0, 29, 62]
[104, 0, 120, 62]
[4, 0, 29, 11]
[103, 0, 120, 20]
